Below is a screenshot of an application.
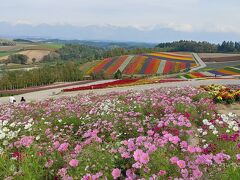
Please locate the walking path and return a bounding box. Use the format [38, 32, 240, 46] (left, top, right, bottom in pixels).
[190, 53, 206, 72]
[0, 79, 239, 104]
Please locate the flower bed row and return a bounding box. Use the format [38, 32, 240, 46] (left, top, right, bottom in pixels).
[201, 84, 240, 104]
[63, 79, 139, 92]
[63, 78, 187, 92]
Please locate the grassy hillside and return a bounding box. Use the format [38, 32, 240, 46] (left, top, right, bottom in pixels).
[84, 52, 197, 75]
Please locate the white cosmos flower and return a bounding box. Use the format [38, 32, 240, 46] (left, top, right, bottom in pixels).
[3, 140, 8, 146]
[209, 125, 214, 129]
[10, 122, 16, 127]
[233, 126, 239, 132]
[213, 130, 218, 135]
[202, 131, 207, 136]
[203, 144, 209, 148]
[2, 127, 9, 132]
[0, 133, 6, 140]
[202, 119, 209, 125]
[2, 121, 8, 126]
[226, 130, 230, 133]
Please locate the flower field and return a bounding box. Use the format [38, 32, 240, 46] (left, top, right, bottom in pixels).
[183, 66, 240, 79]
[63, 78, 186, 92]
[0, 87, 240, 179]
[201, 84, 240, 104]
[85, 52, 198, 75]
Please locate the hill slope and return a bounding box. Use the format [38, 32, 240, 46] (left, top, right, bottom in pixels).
[85, 52, 198, 75]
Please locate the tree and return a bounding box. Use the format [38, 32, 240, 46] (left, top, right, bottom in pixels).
[32, 58, 36, 64]
[8, 54, 28, 64]
[114, 70, 122, 79]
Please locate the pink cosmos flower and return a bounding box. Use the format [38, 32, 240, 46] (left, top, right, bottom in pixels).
[187, 146, 196, 153]
[170, 156, 179, 164]
[69, 159, 79, 167]
[237, 154, 240, 160]
[158, 170, 167, 176]
[140, 153, 149, 164]
[181, 169, 188, 178]
[177, 160, 186, 169]
[169, 136, 180, 144]
[74, 144, 82, 154]
[45, 159, 54, 168]
[53, 141, 60, 149]
[133, 149, 144, 161]
[112, 168, 121, 179]
[58, 142, 69, 152]
[192, 168, 203, 178]
[20, 136, 34, 147]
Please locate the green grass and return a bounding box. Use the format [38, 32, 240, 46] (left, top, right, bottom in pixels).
[0, 51, 20, 57]
[37, 43, 63, 50]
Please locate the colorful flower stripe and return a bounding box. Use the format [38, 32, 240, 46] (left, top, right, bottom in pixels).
[118, 55, 134, 72]
[190, 72, 205, 78]
[63, 79, 139, 92]
[163, 61, 172, 74]
[133, 56, 147, 74]
[145, 59, 160, 74]
[207, 70, 226, 76]
[224, 67, 240, 74]
[86, 61, 102, 75]
[122, 56, 139, 74]
[139, 57, 152, 74]
[161, 52, 192, 58]
[146, 53, 193, 61]
[101, 57, 118, 71]
[143, 55, 193, 63]
[217, 69, 239, 76]
[105, 56, 128, 74]
[92, 58, 112, 73]
[146, 53, 192, 61]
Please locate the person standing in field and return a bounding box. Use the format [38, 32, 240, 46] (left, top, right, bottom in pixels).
[9, 96, 16, 104]
[20, 97, 26, 103]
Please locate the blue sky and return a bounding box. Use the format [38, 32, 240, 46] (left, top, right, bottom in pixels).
[0, 0, 240, 42]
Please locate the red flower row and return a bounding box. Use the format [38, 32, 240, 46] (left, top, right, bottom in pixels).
[63, 79, 139, 92]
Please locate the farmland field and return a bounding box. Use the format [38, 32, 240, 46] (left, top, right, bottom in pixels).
[85, 52, 198, 75]
[199, 53, 240, 62]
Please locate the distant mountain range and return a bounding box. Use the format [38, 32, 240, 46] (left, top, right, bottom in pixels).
[0, 22, 240, 43]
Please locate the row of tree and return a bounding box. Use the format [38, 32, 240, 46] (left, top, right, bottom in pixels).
[0, 40, 16, 46]
[43, 41, 240, 63]
[0, 62, 83, 90]
[156, 40, 240, 53]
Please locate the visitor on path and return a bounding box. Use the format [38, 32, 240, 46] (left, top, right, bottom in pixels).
[20, 97, 26, 103]
[9, 96, 16, 104]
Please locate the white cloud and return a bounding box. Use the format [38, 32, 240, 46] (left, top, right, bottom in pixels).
[0, 0, 240, 34]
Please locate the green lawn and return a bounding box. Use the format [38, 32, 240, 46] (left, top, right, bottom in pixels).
[37, 43, 63, 50]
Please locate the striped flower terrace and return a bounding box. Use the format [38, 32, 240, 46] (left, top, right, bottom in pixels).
[85, 52, 198, 75]
[183, 66, 240, 79]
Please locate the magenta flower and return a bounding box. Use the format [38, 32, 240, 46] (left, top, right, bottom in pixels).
[58, 142, 69, 152]
[177, 160, 186, 169]
[69, 159, 79, 167]
[112, 168, 121, 179]
[158, 170, 167, 176]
